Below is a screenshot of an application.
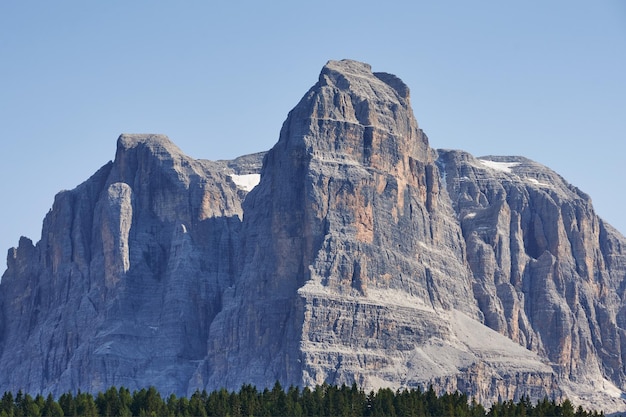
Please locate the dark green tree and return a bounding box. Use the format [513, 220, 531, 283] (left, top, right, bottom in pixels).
[270, 381, 288, 417]
[17, 393, 40, 417]
[0, 391, 14, 417]
[41, 393, 63, 417]
[207, 388, 230, 416]
[300, 386, 318, 417]
[238, 384, 260, 417]
[189, 390, 208, 417]
[75, 391, 98, 417]
[58, 392, 76, 416]
[561, 399, 575, 417]
[469, 397, 486, 417]
[0, 382, 608, 417]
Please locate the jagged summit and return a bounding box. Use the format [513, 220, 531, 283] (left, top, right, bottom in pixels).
[114, 133, 186, 165]
[319, 59, 410, 101]
[276, 59, 429, 175]
[117, 133, 172, 148]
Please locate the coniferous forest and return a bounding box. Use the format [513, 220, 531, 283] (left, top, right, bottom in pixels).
[0, 383, 607, 417]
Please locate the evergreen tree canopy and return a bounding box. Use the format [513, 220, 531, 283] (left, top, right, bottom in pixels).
[0, 383, 607, 417]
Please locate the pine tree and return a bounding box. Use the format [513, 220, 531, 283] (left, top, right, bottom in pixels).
[0, 391, 14, 417]
[42, 393, 63, 417]
[189, 390, 208, 417]
[75, 391, 98, 417]
[59, 392, 76, 417]
[238, 384, 260, 417]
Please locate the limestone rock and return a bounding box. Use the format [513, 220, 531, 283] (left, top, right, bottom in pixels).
[0, 134, 263, 394]
[197, 59, 491, 399]
[437, 150, 626, 407]
[1, 60, 626, 412]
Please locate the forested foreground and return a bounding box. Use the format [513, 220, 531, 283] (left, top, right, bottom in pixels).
[0, 382, 607, 417]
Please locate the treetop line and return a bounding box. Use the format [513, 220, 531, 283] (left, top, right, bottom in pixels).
[0, 383, 604, 417]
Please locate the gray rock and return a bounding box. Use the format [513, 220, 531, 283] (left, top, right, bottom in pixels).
[0, 134, 261, 395]
[436, 150, 626, 407]
[1, 60, 626, 412]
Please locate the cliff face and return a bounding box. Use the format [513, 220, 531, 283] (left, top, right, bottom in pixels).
[0, 136, 263, 394]
[1, 60, 626, 411]
[437, 151, 626, 409]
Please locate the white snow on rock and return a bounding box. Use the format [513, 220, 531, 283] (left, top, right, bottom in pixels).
[526, 177, 550, 187]
[463, 212, 477, 220]
[230, 174, 261, 191]
[478, 159, 520, 173]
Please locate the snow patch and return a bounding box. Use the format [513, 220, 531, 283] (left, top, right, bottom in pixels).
[526, 177, 550, 187]
[230, 173, 260, 191]
[478, 159, 520, 174]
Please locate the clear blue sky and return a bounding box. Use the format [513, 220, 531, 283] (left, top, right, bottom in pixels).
[1, 1, 625, 267]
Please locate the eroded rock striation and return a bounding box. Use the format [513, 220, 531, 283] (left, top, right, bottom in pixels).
[437, 151, 626, 410]
[0, 136, 262, 394]
[2, 60, 626, 411]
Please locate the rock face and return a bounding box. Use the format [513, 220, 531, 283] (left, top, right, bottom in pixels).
[1, 60, 626, 411]
[437, 151, 626, 410]
[0, 136, 262, 395]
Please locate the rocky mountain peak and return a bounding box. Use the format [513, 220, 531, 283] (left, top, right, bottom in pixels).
[276, 59, 429, 172]
[319, 59, 410, 100]
[113, 133, 186, 184]
[115, 133, 184, 162]
[2, 60, 626, 413]
[117, 132, 172, 148]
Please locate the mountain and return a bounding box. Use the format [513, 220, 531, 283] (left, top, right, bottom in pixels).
[2, 60, 626, 412]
